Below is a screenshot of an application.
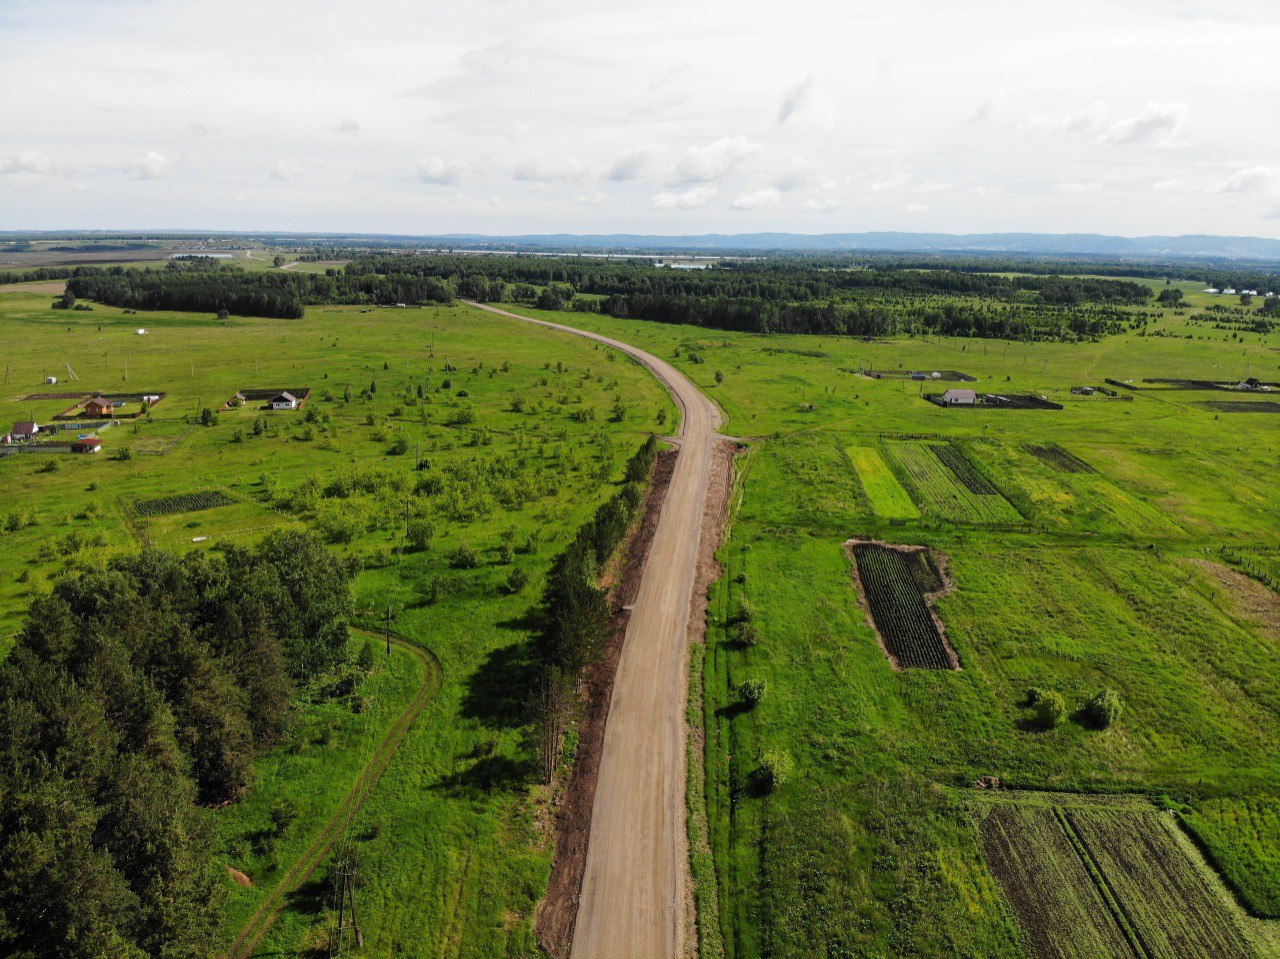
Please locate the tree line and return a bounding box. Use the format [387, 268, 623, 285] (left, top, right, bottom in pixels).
[533, 436, 658, 781]
[0, 531, 358, 959]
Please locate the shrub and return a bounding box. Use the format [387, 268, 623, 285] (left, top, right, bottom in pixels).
[738, 679, 767, 706]
[732, 622, 760, 648]
[753, 751, 793, 793]
[1034, 690, 1067, 729]
[356, 638, 377, 672]
[504, 567, 529, 594]
[1083, 688, 1123, 729]
[497, 542, 514, 564]
[387, 437, 409, 455]
[39, 458, 60, 473]
[735, 597, 756, 624]
[450, 543, 480, 569]
[406, 519, 435, 552]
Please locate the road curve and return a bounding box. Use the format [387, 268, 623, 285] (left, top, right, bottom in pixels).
[467, 302, 722, 959]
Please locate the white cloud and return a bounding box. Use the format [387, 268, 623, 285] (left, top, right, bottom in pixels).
[1102, 102, 1189, 148]
[671, 137, 758, 185]
[914, 180, 954, 195]
[417, 156, 465, 185]
[1218, 166, 1280, 195]
[126, 151, 171, 180]
[607, 144, 661, 182]
[775, 157, 822, 192]
[1025, 100, 1108, 136]
[803, 197, 841, 213]
[190, 121, 220, 136]
[574, 192, 605, 206]
[333, 118, 360, 136]
[651, 186, 716, 210]
[777, 76, 837, 128]
[905, 203, 930, 213]
[731, 188, 781, 211]
[512, 156, 589, 183]
[1054, 180, 1102, 193]
[0, 150, 55, 176]
[269, 160, 306, 181]
[1153, 178, 1189, 192]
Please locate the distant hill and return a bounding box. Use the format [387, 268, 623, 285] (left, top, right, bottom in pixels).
[432, 232, 1280, 259]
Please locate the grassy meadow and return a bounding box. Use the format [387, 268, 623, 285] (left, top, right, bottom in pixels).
[0, 286, 672, 955]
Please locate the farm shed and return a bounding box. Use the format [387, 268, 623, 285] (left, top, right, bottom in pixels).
[270, 391, 299, 410]
[84, 396, 114, 416]
[71, 437, 102, 453]
[942, 389, 977, 406]
[8, 421, 40, 441]
[45, 376, 57, 385]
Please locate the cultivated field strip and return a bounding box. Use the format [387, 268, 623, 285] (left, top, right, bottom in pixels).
[884, 440, 1022, 524]
[847, 445, 920, 519]
[981, 800, 1261, 959]
[1066, 808, 1257, 959]
[133, 489, 236, 517]
[1022, 442, 1097, 474]
[929, 443, 1000, 494]
[852, 544, 956, 669]
[979, 805, 1136, 959]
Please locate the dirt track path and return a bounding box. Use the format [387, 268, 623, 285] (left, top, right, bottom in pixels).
[468, 302, 722, 959]
[226, 631, 440, 959]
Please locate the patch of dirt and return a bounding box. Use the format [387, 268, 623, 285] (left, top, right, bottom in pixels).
[535, 448, 678, 958]
[843, 538, 961, 670]
[0, 280, 68, 295]
[1190, 559, 1280, 640]
[227, 867, 253, 887]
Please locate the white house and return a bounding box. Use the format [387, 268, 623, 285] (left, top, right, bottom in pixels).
[270, 391, 299, 410]
[942, 388, 976, 406]
[45, 376, 57, 385]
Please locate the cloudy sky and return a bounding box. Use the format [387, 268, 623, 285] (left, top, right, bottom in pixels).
[2, 0, 1279, 236]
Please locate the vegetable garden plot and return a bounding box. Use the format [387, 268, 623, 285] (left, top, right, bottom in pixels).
[979, 805, 1134, 959]
[134, 490, 236, 518]
[929, 443, 1000, 494]
[847, 445, 920, 520]
[1066, 808, 1257, 959]
[884, 441, 1023, 525]
[1023, 443, 1096, 474]
[1197, 401, 1280, 414]
[850, 542, 958, 669]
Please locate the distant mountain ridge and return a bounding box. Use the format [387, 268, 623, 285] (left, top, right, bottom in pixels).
[434, 231, 1280, 259]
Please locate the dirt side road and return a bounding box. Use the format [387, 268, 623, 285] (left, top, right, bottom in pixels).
[467, 302, 722, 959]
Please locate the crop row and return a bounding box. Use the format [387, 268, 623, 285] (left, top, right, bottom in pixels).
[885, 441, 1021, 524]
[853, 544, 953, 669]
[1023, 443, 1096, 474]
[134, 490, 236, 517]
[929, 443, 999, 494]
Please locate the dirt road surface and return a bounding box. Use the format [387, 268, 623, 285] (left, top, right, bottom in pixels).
[468, 302, 722, 959]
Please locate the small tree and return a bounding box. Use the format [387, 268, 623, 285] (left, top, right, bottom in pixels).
[504, 567, 529, 594]
[738, 679, 766, 707]
[715, 370, 725, 385]
[450, 543, 480, 569]
[200, 407, 216, 427]
[732, 622, 760, 648]
[1083, 688, 1123, 729]
[217, 308, 230, 320]
[753, 751, 793, 794]
[356, 638, 377, 672]
[406, 519, 435, 552]
[1035, 690, 1067, 729]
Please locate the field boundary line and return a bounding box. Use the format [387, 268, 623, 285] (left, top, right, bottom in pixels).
[225, 629, 442, 959]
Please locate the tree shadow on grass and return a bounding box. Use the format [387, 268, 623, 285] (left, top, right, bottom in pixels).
[460, 639, 539, 729]
[436, 752, 532, 795]
[284, 872, 331, 917]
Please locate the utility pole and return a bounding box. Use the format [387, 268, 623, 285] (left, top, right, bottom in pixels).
[330, 853, 363, 957]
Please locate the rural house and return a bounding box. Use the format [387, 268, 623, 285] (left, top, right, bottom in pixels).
[270, 391, 299, 410]
[84, 396, 114, 417]
[942, 388, 977, 406]
[8, 421, 40, 442]
[71, 437, 102, 453]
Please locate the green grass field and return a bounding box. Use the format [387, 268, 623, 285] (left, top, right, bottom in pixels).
[0, 288, 672, 956]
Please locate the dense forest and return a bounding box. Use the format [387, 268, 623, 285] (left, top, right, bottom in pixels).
[0, 532, 357, 959]
[56, 253, 1149, 339]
